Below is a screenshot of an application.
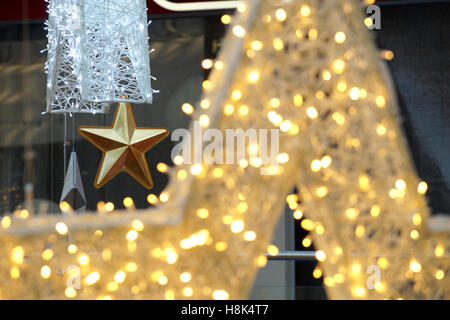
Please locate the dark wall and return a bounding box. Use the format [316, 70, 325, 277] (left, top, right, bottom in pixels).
[376, 2, 450, 214]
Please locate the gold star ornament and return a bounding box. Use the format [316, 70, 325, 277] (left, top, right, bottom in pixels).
[79, 101, 168, 189]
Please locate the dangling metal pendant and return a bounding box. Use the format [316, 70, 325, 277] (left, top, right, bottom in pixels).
[60, 151, 87, 212]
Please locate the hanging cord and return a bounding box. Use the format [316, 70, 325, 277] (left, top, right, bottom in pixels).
[72, 113, 75, 152]
[51, 113, 54, 208]
[72, 114, 75, 190]
[64, 112, 67, 177]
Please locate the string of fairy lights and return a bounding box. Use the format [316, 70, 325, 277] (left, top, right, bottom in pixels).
[8, 1, 401, 285]
[49, 4, 400, 286]
[0, 0, 447, 300]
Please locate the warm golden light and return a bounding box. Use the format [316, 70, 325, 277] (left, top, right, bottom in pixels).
[412, 213, 422, 226]
[182, 103, 194, 115]
[231, 89, 242, 101]
[417, 181, 428, 194]
[196, 208, 209, 219]
[105, 202, 114, 212]
[131, 219, 144, 232]
[355, 225, 365, 238]
[334, 31, 346, 43]
[315, 186, 328, 198]
[42, 248, 54, 261]
[313, 268, 322, 279]
[410, 260, 422, 273]
[191, 164, 203, 175]
[311, 159, 321, 172]
[40, 265, 51, 279]
[302, 237, 312, 248]
[147, 193, 158, 204]
[337, 81, 347, 92]
[306, 106, 318, 119]
[180, 272, 192, 283]
[351, 263, 362, 274]
[177, 169, 187, 180]
[346, 208, 359, 220]
[267, 245, 279, 256]
[231, 219, 245, 233]
[224, 104, 234, 115]
[293, 94, 303, 107]
[247, 70, 260, 84]
[349, 87, 360, 100]
[410, 229, 419, 240]
[233, 25, 246, 38]
[244, 231, 256, 241]
[364, 17, 374, 27]
[213, 290, 230, 300]
[300, 5, 311, 16]
[11, 246, 24, 264]
[1, 216, 11, 229]
[250, 40, 263, 51]
[125, 262, 138, 272]
[183, 287, 194, 297]
[215, 242, 227, 252]
[353, 286, 366, 298]
[59, 201, 72, 213]
[55, 222, 68, 235]
[381, 50, 394, 60]
[301, 219, 315, 231]
[315, 250, 326, 262]
[200, 99, 211, 110]
[214, 60, 224, 70]
[275, 8, 287, 21]
[273, 38, 284, 51]
[256, 255, 267, 268]
[68, 244, 78, 254]
[202, 58, 213, 69]
[435, 245, 444, 257]
[238, 105, 249, 116]
[322, 70, 332, 81]
[114, 270, 126, 283]
[370, 205, 381, 217]
[65, 287, 77, 298]
[332, 59, 345, 74]
[125, 229, 138, 242]
[123, 196, 134, 208]
[221, 14, 231, 25]
[376, 95, 386, 108]
[78, 254, 89, 265]
[166, 251, 178, 264]
[160, 192, 169, 203]
[85, 272, 101, 286]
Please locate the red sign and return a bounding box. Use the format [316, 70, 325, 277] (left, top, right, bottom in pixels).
[0, 0, 173, 21]
[0, 0, 392, 21]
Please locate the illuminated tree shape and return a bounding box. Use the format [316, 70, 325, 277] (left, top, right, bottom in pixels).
[45, 0, 153, 114]
[46, 0, 109, 114]
[80, 0, 153, 104]
[3, 0, 448, 299]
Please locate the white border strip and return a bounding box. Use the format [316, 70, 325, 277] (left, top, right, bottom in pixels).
[153, 0, 241, 11]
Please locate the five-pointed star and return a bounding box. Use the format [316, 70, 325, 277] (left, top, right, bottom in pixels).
[78, 101, 168, 189]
